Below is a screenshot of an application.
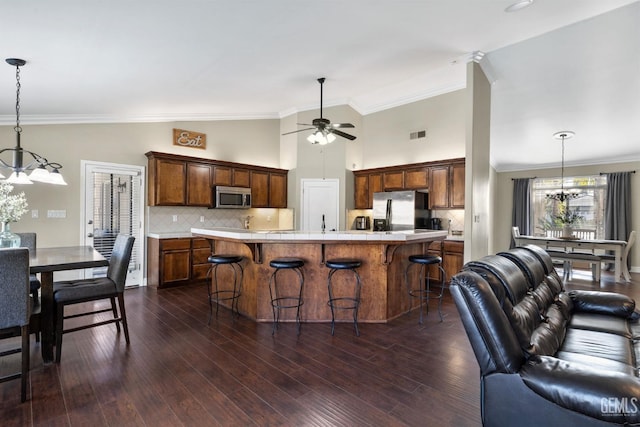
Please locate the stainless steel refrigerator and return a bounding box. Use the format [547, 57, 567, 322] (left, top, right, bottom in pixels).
[372, 190, 430, 231]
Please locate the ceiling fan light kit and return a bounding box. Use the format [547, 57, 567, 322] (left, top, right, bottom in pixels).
[504, 0, 534, 13]
[283, 77, 356, 144]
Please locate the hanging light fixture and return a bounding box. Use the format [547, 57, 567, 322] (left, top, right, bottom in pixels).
[545, 131, 580, 202]
[0, 58, 66, 185]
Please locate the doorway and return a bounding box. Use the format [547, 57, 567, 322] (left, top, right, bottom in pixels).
[81, 160, 145, 286]
[301, 179, 340, 232]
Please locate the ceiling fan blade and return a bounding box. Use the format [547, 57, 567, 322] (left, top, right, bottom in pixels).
[331, 123, 354, 129]
[331, 129, 357, 141]
[296, 123, 314, 126]
[282, 127, 315, 136]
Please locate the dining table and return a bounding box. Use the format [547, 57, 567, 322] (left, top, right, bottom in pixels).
[513, 234, 630, 283]
[29, 246, 109, 363]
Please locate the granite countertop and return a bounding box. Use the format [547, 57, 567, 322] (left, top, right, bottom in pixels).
[147, 232, 194, 239]
[189, 227, 449, 242]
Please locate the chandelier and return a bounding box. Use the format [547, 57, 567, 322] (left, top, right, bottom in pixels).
[1, 58, 66, 185]
[545, 131, 579, 202]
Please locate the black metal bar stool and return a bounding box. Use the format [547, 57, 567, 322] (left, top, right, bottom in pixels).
[326, 258, 362, 336]
[268, 257, 305, 335]
[206, 254, 244, 324]
[405, 254, 446, 323]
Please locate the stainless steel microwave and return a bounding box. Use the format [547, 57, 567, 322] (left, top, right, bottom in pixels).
[212, 186, 251, 209]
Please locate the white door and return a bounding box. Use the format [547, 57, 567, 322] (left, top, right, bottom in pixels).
[81, 161, 145, 286]
[301, 179, 340, 232]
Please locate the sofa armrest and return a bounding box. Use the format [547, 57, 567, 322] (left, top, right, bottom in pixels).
[567, 290, 636, 318]
[520, 355, 640, 424]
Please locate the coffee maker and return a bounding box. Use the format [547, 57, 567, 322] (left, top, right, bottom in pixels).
[428, 217, 442, 230]
[355, 216, 370, 230]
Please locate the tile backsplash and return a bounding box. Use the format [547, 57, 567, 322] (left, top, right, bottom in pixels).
[148, 206, 294, 234]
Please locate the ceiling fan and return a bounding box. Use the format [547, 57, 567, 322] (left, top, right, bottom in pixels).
[282, 77, 356, 145]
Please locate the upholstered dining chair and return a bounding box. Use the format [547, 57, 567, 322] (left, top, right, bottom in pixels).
[53, 234, 135, 363]
[16, 232, 41, 305]
[0, 248, 31, 402]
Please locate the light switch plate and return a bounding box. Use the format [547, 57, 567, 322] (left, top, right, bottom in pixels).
[47, 209, 67, 218]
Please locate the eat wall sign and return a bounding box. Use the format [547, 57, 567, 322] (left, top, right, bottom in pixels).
[173, 128, 206, 150]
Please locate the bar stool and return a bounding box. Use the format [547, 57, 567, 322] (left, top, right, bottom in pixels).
[268, 257, 305, 335]
[405, 254, 446, 323]
[206, 254, 244, 324]
[326, 258, 362, 336]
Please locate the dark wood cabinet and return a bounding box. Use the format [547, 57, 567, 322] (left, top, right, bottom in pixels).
[213, 166, 251, 187]
[353, 159, 463, 209]
[429, 161, 465, 210]
[429, 166, 450, 209]
[148, 158, 186, 206]
[250, 170, 269, 208]
[233, 168, 251, 187]
[353, 172, 382, 209]
[404, 167, 429, 189]
[383, 171, 404, 190]
[212, 165, 232, 186]
[425, 240, 464, 284]
[442, 240, 464, 283]
[269, 172, 287, 208]
[186, 162, 212, 206]
[450, 163, 465, 209]
[146, 152, 287, 208]
[250, 170, 287, 208]
[147, 237, 213, 288]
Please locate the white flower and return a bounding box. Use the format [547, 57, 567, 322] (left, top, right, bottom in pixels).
[0, 182, 28, 223]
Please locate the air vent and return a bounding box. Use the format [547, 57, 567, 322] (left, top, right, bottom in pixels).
[409, 130, 427, 140]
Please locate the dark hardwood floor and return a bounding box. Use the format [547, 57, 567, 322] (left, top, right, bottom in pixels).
[1, 268, 639, 426]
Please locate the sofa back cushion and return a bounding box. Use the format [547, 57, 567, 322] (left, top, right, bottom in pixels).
[450, 271, 525, 375]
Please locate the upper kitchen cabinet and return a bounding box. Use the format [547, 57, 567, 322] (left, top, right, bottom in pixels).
[429, 160, 465, 209]
[146, 152, 288, 208]
[354, 172, 382, 209]
[353, 158, 464, 210]
[186, 162, 212, 206]
[212, 165, 251, 188]
[251, 170, 288, 208]
[404, 167, 429, 189]
[383, 170, 404, 190]
[148, 156, 186, 206]
[449, 162, 465, 209]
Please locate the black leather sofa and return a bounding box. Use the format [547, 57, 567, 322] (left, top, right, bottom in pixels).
[450, 244, 640, 426]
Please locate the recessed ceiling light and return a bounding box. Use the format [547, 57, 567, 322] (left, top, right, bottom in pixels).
[505, 0, 534, 12]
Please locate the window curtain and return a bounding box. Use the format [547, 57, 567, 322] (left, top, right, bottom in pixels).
[511, 178, 531, 248]
[604, 172, 632, 268]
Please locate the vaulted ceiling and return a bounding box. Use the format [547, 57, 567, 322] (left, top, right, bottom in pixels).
[1, 0, 638, 171]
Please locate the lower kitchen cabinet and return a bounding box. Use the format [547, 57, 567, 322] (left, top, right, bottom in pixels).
[147, 237, 213, 288]
[426, 239, 464, 284]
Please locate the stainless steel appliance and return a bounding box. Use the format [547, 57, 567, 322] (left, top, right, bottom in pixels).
[428, 217, 442, 230]
[212, 186, 251, 209]
[372, 190, 430, 231]
[355, 216, 370, 230]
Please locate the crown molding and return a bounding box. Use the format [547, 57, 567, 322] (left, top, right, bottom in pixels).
[0, 111, 281, 126]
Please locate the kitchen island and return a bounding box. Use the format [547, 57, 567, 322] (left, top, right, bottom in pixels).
[191, 227, 449, 324]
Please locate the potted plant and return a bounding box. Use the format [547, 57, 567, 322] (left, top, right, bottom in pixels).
[0, 182, 28, 247]
[555, 205, 583, 238]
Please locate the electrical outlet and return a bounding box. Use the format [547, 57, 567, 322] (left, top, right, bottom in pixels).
[200, 215, 205, 223]
[172, 215, 178, 222]
[267, 215, 272, 222]
[31, 209, 39, 218]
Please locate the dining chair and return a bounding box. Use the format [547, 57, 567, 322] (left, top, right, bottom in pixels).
[0, 248, 31, 402]
[601, 230, 636, 272]
[16, 232, 41, 305]
[53, 234, 135, 363]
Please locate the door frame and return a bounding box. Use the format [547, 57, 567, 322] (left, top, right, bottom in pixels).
[80, 160, 146, 286]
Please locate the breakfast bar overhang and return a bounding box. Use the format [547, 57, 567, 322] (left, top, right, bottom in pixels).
[191, 228, 449, 324]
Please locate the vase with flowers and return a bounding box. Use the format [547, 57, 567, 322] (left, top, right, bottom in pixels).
[555, 205, 583, 238]
[0, 182, 28, 248]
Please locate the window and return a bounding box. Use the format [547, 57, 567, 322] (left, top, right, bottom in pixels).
[531, 175, 607, 239]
